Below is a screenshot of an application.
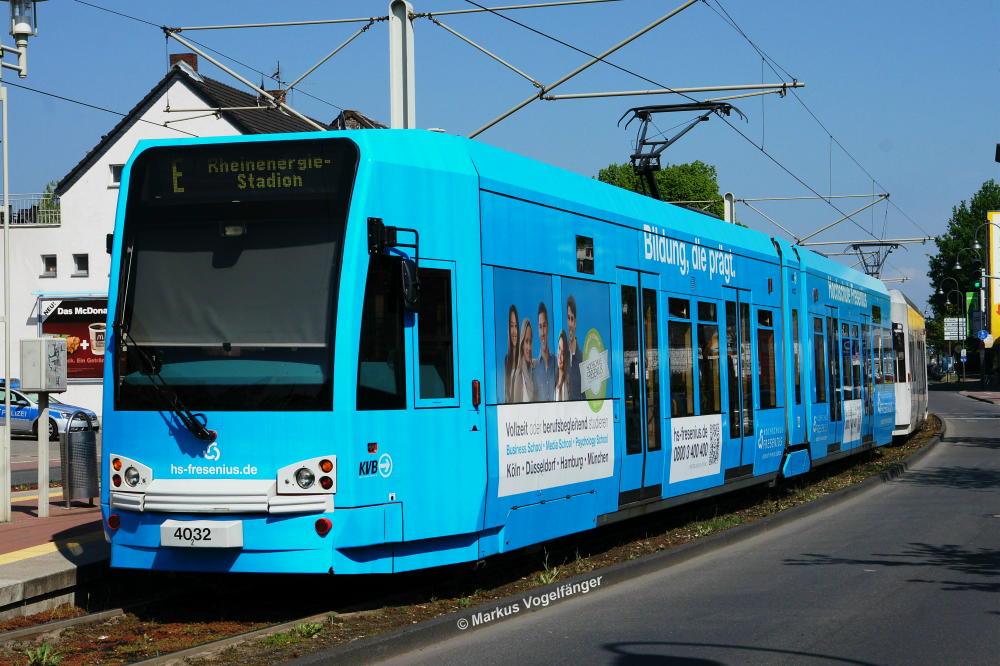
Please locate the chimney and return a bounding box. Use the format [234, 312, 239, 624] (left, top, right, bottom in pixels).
[169, 53, 198, 72]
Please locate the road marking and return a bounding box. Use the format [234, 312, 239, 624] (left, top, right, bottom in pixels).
[0, 532, 104, 566]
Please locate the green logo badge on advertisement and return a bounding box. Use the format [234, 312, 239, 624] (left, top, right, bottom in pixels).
[581, 328, 610, 412]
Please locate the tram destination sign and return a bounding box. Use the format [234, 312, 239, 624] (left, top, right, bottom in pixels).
[944, 317, 967, 340]
[136, 138, 358, 203]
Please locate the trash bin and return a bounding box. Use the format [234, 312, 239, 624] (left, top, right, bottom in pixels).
[59, 411, 98, 507]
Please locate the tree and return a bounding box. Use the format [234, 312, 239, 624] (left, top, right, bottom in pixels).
[597, 160, 724, 218]
[926, 179, 1000, 361]
[38, 179, 60, 224]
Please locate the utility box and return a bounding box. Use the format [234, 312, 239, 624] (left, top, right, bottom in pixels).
[20, 338, 67, 392]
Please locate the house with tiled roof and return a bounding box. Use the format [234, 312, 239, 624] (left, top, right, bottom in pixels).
[10, 53, 383, 414]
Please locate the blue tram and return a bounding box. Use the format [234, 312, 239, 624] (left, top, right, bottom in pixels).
[101, 130, 906, 574]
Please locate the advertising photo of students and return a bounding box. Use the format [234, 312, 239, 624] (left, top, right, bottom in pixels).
[562, 278, 612, 403]
[495, 270, 610, 405]
[566, 294, 583, 399]
[502, 304, 519, 403]
[510, 318, 536, 403]
[495, 268, 552, 404]
[532, 302, 555, 401]
[554, 330, 571, 401]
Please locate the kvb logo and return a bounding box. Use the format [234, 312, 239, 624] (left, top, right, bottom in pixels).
[358, 453, 393, 478]
[203, 441, 221, 461]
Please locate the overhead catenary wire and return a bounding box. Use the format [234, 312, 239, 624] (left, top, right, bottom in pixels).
[705, 0, 932, 238]
[75, 0, 904, 252]
[3, 80, 199, 137]
[71, 0, 348, 113]
[459, 0, 887, 246]
[702, 0, 920, 283]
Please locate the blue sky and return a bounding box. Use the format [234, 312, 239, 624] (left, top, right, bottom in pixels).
[10, 0, 999, 308]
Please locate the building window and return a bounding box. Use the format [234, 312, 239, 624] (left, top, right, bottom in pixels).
[72, 253, 89, 277]
[109, 164, 124, 188]
[40, 254, 56, 278]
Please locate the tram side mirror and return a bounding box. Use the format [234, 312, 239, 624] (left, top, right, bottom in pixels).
[106, 233, 113, 255]
[401, 258, 421, 312]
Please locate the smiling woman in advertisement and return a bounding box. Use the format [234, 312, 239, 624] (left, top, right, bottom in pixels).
[503, 304, 520, 403]
[555, 330, 570, 401]
[510, 318, 536, 403]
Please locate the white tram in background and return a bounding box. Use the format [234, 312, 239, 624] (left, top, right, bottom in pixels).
[890, 289, 928, 438]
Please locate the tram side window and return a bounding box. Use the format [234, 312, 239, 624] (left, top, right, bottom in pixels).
[357, 255, 406, 410]
[417, 268, 454, 399]
[757, 309, 777, 409]
[740, 303, 754, 436]
[840, 324, 854, 399]
[792, 310, 801, 404]
[726, 302, 740, 436]
[882, 327, 895, 383]
[908, 336, 916, 383]
[826, 317, 842, 421]
[697, 302, 721, 415]
[668, 298, 694, 418]
[873, 324, 883, 385]
[813, 317, 826, 402]
[893, 325, 906, 382]
[851, 338, 862, 400]
[862, 323, 872, 394]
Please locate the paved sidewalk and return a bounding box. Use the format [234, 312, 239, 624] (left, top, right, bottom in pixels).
[958, 390, 1000, 405]
[0, 473, 107, 620]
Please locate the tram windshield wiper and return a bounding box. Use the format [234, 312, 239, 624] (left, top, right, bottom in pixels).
[116, 323, 218, 442]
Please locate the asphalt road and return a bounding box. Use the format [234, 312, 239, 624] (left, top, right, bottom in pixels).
[381, 388, 1000, 666]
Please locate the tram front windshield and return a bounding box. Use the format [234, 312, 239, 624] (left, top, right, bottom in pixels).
[115, 139, 358, 412]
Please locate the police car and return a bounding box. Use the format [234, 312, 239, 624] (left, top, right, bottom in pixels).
[0, 380, 99, 440]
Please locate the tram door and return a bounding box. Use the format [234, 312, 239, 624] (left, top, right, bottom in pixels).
[861, 320, 874, 444]
[825, 312, 844, 449]
[840, 321, 862, 448]
[723, 288, 755, 475]
[617, 269, 664, 505]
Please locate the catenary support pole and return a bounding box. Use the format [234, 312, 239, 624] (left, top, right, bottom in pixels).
[389, 0, 416, 129]
[36, 391, 47, 518]
[1, 84, 9, 524]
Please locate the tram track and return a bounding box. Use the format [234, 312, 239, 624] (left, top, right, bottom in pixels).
[0, 419, 939, 665]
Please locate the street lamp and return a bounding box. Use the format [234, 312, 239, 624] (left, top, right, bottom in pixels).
[1, 0, 45, 77]
[0, 0, 46, 524]
[952, 246, 983, 272]
[936, 276, 960, 297]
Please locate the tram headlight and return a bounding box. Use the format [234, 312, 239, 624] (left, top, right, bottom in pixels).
[124, 467, 140, 487]
[295, 467, 315, 489]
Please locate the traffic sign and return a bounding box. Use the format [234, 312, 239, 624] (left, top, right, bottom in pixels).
[979, 329, 989, 340]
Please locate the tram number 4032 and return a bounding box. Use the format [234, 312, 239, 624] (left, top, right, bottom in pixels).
[160, 520, 244, 548]
[175, 526, 211, 542]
